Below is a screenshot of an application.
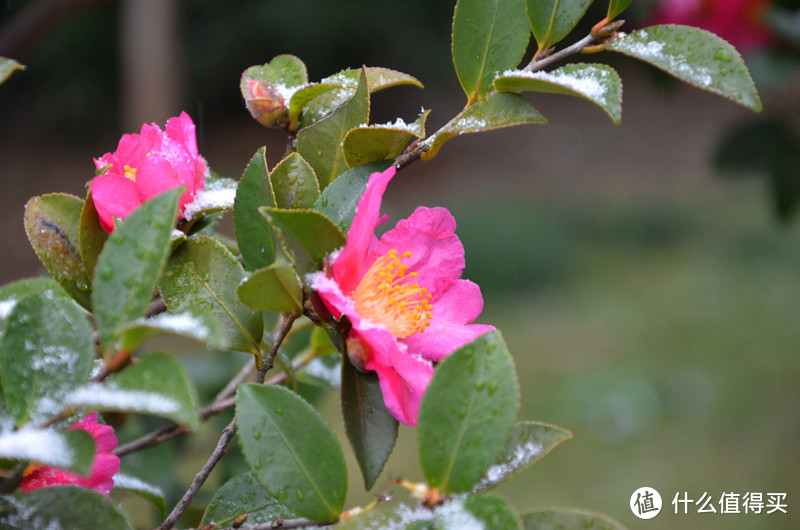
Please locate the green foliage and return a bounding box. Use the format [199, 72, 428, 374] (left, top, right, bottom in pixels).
[343, 110, 429, 168]
[236, 383, 348, 523]
[418, 331, 520, 493]
[314, 161, 393, 232]
[113, 473, 167, 518]
[23, 193, 92, 309]
[521, 508, 625, 529]
[605, 25, 762, 112]
[116, 307, 226, 352]
[606, 0, 632, 20]
[270, 152, 321, 209]
[0, 292, 93, 424]
[0, 486, 132, 529]
[78, 192, 108, 279]
[452, 0, 531, 103]
[495, 63, 623, 124]
[526, 0, 594, 52]
[160, 236, 263, 355]
[261, 207, 346, 277]
[341, 359, 398, 491]
[202, 472, 297, 527]
[297, 68, 370, 190]
[92, 189, 181, 351]
[0, 428, 95, 477]
[237, 262, 304, 312]
[65, 352, 200, 430]
[234, 147, 276, 271]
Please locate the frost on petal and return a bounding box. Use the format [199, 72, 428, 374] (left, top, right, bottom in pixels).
[372, 206, 465, 299]
[165, 111, 200, 156]
[332, 166, 396, 294]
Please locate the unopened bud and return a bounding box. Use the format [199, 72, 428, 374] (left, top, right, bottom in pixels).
[241, 76, 287, 127]
[346, 336, 369, 373]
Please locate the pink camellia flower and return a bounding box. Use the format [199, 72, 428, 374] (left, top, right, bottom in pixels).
[311, 166, 494, 426]
[20, 412, 120, 496]
[90, 111, 207, 233]
[648, 0, 774, 53]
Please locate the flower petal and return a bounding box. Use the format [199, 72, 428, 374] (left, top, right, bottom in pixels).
[90, 173, 145, 232]
[402, 280, 494, 361]
[371, 206, 464, 299]
[332, 166, 396, 294]
[166, 111, 200, 157]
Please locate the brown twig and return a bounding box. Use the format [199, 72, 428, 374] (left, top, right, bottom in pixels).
[256, 312, 299, 384]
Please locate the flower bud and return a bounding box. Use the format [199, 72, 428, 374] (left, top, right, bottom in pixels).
[242, 76, 287, 127]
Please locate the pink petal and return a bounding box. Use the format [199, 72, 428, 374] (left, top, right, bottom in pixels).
[332, 166, 396, 294]
[371, 206, 464, 299]
[402, 280, 493, 361]
[90, 174, 145, 232]
[165, 111, 200, 157]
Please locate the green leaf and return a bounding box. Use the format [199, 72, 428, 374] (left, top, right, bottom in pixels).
[235, 148, 276, 271]
[296, 67, 370, 190]
[455, 494, 520, 529]
[296, 87, 357, 131]
[236, 384, 348, 522]
[494, 63, 622, 124]
[261, 207, 346, 276]
[422, 92, 547, 160]
[0, 486, 132, 529]
[418, 330, 520, 493]
[23, 193, 92, 309]
[241, 55, 308, 127]
[313, 161, 393, 232]
[92, 188, 181, 351]
[66, 352, 200, 430]
[0, 427, 94, 476]
[0, 57, 24, 85]
[78, 191, 108, 280]
[0, 292, 93, 424]
[522, 508, 625, 529]
[202, 472, 297, 528]
[288, 83, 343, 130]
[474, 421, 572, 491]
[270, 152, 321, 209]
[242, 54, 308, 91]
[237, 262, 303, 312]
[605, 25, 762, 111]
[113, 473, 167, 518]
[606, 0, 632, 20]
[452, 0, 531, 102]
[160, 236, 263, 355]
[322, 67, 424, 92]
[116, 307, 226, 352]
[527, 0, 594, 51]
[341, 359, 398, 491]
[343, 110, 430, 168]
[0, 278, 65, 325]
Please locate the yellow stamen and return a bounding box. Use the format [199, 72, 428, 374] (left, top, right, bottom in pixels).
[352, 249, 433, 337]
[123, 164, 137, 182]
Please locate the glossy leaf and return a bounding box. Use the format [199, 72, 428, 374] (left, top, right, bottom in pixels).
[0, 292, 93, 424]
[605, 25, 761, 111]
[527, 0, 594, 51]
[288, 83, 343, 130]
[92, 188, 181, 351]
[313, 161, 393, 232]
[0, 57, 24, 85]
[160, 236, 263, 355]
[202, 472, 297, 528]
[296, 87, 356, 131]
[422, 92, 547, 160]
[457, 494, 520, 529]
[606, 0, 632, 20]
[234, 147, 276, 271]
[0, 486, 132, 529]
[322, 67, 424, 91]
[78, 191, 108, 280]
[236, 383, 348, 522]
[0, 427, 94, 476]
[241, 54, 308, 96]
[66, 352, 200, 430]
[342, 110, 430, 168]
[452, 0, 531, 102]
[261, 207, 346, 276]
[522, 508, 625, 529]
[495, 63, 622, 124]
[341, 359, 398, 490]
[474, 421, 572, 491]
[418, 330, 520, 493]
[237, 262, 303, 312]
[296, 68, 370, 190]
[117, 307, 226, 352]
[23, 193, 92, 309]
[113, 473, 167, 518]
[270, 152, 321, 209]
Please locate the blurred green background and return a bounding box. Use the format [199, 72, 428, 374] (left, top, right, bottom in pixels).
[1, 1, 798, 529]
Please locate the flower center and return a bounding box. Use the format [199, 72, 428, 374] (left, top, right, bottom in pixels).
[352, 249, 433, 338]
[123, 164, 137, 181]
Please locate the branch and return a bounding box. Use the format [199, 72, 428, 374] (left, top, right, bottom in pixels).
[157, 418, 237, 530]
[256, 312, 299, 384]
